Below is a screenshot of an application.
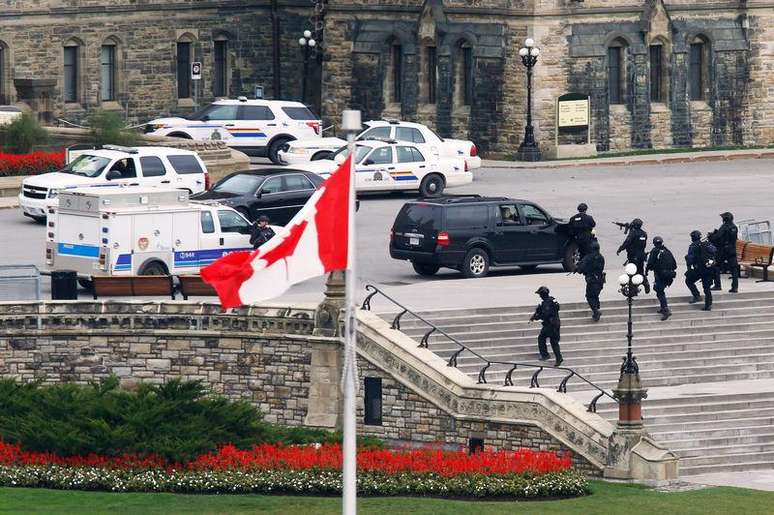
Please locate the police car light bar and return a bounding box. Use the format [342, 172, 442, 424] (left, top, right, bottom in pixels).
[102, 144, 138, 154]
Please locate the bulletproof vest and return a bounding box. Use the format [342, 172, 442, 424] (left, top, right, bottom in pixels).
[570, 214, 589, 232]
[630, 229, 647, 253]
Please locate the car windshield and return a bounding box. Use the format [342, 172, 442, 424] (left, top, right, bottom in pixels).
[332, 144, 373, 164]
[59, 154, 112, 178]
[212, 174, 265, 195]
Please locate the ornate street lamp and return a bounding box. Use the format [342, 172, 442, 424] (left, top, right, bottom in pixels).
[298, 30, 316, 104]
[516, 38, 542, 162]
[614, 263, 648, 431]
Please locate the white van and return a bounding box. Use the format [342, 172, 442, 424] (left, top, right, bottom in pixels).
[46, 187, 256, 282]
[20, 145, 209, 222]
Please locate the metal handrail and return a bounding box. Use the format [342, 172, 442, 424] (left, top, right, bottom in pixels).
[362, 284, 617, 413]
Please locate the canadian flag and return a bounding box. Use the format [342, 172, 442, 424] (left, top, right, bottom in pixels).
[201, 157, 352, 308]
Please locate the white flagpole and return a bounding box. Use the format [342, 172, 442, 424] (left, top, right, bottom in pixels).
[341, 109, 361, 515]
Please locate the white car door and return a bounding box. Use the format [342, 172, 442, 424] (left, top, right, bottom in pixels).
[165, 154, 207, 194]
[231, 104, 275, 151]
[196, 209, 222, 269]
[198, 104, 239, 141]
[216, 209, 253, 252]
[396, 126, 440, 158]
[357, 146, 394, 191]
[138, 155, 169, 188]
[392, 145, 425, 189]
[104, 157, 141, 187]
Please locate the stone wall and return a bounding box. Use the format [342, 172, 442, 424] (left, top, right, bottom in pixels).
[0, 301, 616, 475]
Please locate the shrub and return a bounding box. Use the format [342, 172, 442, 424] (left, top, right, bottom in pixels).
[0, 151, 65, 177]
[0, 377, 366, 462]
[87, 110, 140, 147]
[1, 113, 49, 154]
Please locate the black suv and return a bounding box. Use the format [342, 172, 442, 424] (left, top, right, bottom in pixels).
[389, 195, 578, 278]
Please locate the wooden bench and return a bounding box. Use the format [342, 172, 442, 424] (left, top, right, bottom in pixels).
[92, 275, 175, 299]
[739, 242, 774, 282]
[178, 275, 217, 300]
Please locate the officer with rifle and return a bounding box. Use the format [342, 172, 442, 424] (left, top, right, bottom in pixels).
[615, 218, 651, 294]
[685, 230, 717, 311]
[645, 236, 678, 320]
[575, 240, 605, 321]
[708, 211, 739, 293]
[529, 286, 563, 366]
[568, 203, 596, 259]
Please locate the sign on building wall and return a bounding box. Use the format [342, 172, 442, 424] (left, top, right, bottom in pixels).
[191, 62, 202, 81]
[554, 93, 595, 157]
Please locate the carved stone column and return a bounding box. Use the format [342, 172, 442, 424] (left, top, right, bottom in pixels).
[313, 270, 345, 337]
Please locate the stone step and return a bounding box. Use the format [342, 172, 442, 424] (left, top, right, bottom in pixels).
[643, 414, 774, 433]
[679, 449, 774, 468]
[680, 460, 774, 476]
[595, 394, 774, 416]
[651, 424, 774, 442]
[666, 431, 774, 452]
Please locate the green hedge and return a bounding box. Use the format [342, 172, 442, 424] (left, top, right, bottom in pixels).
[0, 378, 377, 463]
[0, 467, 589, 499]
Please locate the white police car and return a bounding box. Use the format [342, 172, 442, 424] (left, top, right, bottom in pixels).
[145, 97, 322, 164]
[278, 120, 482, 170]
[19, 145, 209, 222]
[291, 140, 472, 196]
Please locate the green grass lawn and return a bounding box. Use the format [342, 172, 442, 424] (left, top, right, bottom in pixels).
[2, 481, 774, 515]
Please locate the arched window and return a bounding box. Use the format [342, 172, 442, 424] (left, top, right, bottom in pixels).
[63, 38, 82, 104]
[649, 40, 668, 103]
[213, 34, 229, 98]
[0, 41, 8, 104]
[689, 35, 710, 101]
[454, 40, 473, 107]
[383, 38, 402, 105]
[100, 38, 118, 102]
[177, 34, 196, 99]
[607, 38, 628, 105]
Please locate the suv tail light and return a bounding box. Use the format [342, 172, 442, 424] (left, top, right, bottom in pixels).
[437, 231, 450, 247]
[470, 144, 478, 157]
[204, 173, 211, 191]
[306, 121, 321, 135]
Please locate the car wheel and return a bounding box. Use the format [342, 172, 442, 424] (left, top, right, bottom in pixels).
[77, 279, 93, 291]
[419, 174, 445, 197]
[520, 265, 539, 273]
[168, 132, 192, 139]
[139, 261, 168, 276]
[311, 151, 333, 161]
[269, 138, 293, 165]
[462, 248, 489, 278]
[562, 242, 580, 272]
[31, 216, 46, 224]
[412, 262, 440, 277]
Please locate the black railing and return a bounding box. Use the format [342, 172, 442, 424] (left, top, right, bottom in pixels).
[362, 284, 617, 413]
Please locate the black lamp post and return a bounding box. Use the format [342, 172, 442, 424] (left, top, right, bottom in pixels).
[516, 38, 542, 162]
[298, 30, 316, 104]
[614, 263, 648, 431]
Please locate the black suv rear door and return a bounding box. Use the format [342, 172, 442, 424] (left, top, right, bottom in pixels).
[490, 203, 530, 263]
[392, 202, 441, 252]
[517, 203, 560, 260]
[444, 204, 490, 253]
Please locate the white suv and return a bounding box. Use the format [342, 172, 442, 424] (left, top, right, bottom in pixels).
[19, 145, 209, 222]
[145, 97, 322, 164]
[279, 120, 482, 170]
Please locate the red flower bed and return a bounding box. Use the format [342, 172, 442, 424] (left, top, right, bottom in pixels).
[0, 151, 65, 177]
[0, 440, 571, 476]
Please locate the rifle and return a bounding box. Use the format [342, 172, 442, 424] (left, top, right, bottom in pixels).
[613, 221, 631, 234]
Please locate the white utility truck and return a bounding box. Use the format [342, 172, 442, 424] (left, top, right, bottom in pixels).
[46, 187, 256, 284]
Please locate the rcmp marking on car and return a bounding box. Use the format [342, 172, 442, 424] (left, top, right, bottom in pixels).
[389, 171, 419, 181]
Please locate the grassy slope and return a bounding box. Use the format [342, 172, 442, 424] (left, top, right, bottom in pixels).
[2, 481, 774, 515]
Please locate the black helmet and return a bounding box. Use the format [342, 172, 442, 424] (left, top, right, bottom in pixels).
[653, 236, 664, 246]
[535, 286, 550, 296]
[631, 218, 643, 229]
[690, 230, 702, 241]
[721, 211, 734, 222]
[258, 215, 270, 223]
[577, 203, 588, 212]
[590, 240, 600, 251]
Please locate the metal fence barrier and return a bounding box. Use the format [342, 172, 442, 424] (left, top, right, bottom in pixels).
[738, 219, 772, 245]
[0, 265, 42, 301]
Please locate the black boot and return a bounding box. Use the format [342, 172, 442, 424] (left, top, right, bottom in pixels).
[711, 286, 722, 291]
[592, 310, 601, 322]
[657, 308, 664, 314]
[689, 296, 701, 304]
[555, 357, 564, 367]
[702, 304, 712, 311]
[661, 309, 672, 321]
[729, 288, 738, 293]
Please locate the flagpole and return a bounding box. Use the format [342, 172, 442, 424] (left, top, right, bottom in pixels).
[341, 109, 361, 515]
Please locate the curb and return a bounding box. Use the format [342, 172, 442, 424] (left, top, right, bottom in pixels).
[483, 150, 774, 170]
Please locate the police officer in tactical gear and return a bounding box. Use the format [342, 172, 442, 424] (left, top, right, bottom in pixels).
[568, 203, 596, 259]
[685, 230, 717, 311]
[646, 236, 677, 321]
[709, 211, 739, 293]
[250, 215, 276, 249]
[616, 218, 651, 294]
[575, 240, 605, 322]
[529, 286, 563, 366]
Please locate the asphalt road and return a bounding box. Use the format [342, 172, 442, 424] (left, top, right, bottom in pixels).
[2, 158, 772, 305]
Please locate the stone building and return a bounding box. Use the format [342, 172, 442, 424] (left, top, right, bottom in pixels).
[322, 0, 773, 155]
[0, 0, 771, 156]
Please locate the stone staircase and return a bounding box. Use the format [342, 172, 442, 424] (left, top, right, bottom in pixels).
[390, 291, 774, 476]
